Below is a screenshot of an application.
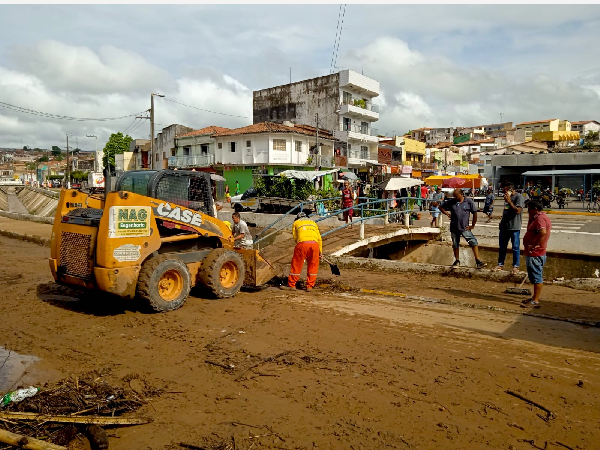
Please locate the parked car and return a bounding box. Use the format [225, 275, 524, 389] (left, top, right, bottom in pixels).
[231, 187, 260, 212]
[71, 182, 82, 190]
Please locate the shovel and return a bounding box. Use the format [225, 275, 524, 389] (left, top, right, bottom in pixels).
[321, 256, 341, 276]
[505, 273, 531, 295]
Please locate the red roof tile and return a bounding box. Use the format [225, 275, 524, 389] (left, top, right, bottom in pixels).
[177, 126, 231, 138]
[211, 122, 334, 139]
[571, 120, 599, 125]
[516, 119, 558, 126]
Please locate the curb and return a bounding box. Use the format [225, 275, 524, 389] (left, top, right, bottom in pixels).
[330, 256, 600, 292]
[0, 229, 51, 247]
[546, 210, 600, 216]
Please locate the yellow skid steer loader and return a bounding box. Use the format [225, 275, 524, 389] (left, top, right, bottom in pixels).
[49, 170, 277, 312]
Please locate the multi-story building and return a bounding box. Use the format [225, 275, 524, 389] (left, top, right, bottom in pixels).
[478, 122, 513, 134]
[253, 69, 380, 169]
[170, 126, 230, 170]
[128, 139, 150, 170]
[152, 124, 194, 169]
[425, 127, 454, 146]
[570, 120, 600, 139]
[516, 119, 579, 147]
[410, 127, 432, 143]
[210, 122, 334, 193]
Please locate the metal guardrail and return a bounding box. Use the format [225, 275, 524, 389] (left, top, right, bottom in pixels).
[253, 196, 427, 248]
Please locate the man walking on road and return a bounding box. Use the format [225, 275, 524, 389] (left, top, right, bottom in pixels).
[281, 212, 323, 292]
[439, 188, 487, 269]
[341, 181, 354, 226]
[483, 188, 495, 223]
[494, 183, 525, 275]
[521, 200, 552, 308]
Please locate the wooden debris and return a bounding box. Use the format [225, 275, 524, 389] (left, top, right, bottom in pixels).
[0, 411, 150, 425]
[0, 428, 67, 450]
[505, 390, 555, 419]
[235, 351, 292, 381]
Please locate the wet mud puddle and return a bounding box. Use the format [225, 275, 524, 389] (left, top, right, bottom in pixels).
[0, 346, 39, 393]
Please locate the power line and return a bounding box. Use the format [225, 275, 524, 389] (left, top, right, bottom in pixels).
[0, 101, 147, 122]
[129, 118, 148, 136]
[122, 117, 140, 135]
[330, 5, 343, 74]
[160, 97, 248, 119]
[332, 4, 347, 73]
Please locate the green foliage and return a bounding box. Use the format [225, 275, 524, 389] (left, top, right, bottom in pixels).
[38, 156, 49, 162]
[582, 142, 594, 150]
[315, 186, 339, 211]
[48, 175, 63, 180]
[353, 99, 366, 109]
[51, 146, 62, 156]
[585, 131, 599, 142]
[593, 180, 600, 196]
[102, 132, 133, 169]
[55, 155, 63, 161]
[253, 176, 316, 201]
[71, 170, 89, 181]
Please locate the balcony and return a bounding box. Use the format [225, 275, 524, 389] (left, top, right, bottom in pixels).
[334, 125, 379, 143]
[339, 69, 380, 97]
[313, 154, 334, 168]
[339, 101, 379, 121]
[168, 154, 215, 168]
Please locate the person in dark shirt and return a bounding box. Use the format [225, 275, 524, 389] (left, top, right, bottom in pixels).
[439, 188, 487, 269]
[483, 188, 495, 223]
[494, 182, 525, 274]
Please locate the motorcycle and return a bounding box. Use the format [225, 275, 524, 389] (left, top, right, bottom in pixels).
[541, 190, 554, 209]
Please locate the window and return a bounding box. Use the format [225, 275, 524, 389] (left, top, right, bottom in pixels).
[230, 142, 236, 152]
[183, 146, 191, 156]
[343, 91, 352, 105]
[171, 149, 176, 157]
[246, 140, 251, 148]
[273, 139, 286, 151]
[218, 142, 222, 149]
[361, 122, 368, 135]
[201, 144, 208, 155]
[343, 117, 351, 131]
[295, 141, 302, 152]
[360, 146, 369, 159]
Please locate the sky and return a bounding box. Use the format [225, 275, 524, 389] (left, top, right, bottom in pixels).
[1, 4, 600, 151]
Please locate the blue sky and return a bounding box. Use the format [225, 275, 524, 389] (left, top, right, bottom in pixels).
[1, 4, 599, 149]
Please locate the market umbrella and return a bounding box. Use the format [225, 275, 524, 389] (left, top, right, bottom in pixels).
[210, 174, 226, 182]
[339, 172, 358, 181]
[443, 177, 466, 188]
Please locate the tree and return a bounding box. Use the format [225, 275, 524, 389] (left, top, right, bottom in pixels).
[73, 148, 81, 155]
[38, 156, 49, 162]
[23, 145, 29, 150]
[55, 155, 64, 161]
[102, 132, 133, 170]
[71, 170, 89, 181]
[51, 146, 62, 157]
[585, 131, 599, 142]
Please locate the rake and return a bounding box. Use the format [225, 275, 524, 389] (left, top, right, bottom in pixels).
[505, 273, 531, 295]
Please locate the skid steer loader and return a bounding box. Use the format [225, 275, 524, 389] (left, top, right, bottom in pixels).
[49, 170, 277, 312]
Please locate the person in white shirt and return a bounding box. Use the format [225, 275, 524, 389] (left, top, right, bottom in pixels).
[231, 212, 253, 249]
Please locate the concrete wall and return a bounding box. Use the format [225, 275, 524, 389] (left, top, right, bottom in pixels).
[16, 186, 59, 217]
[0, 187, 7, 211]
[253, 73, 340, 132]
[153, 124, 194, 169]
[492, 152, 600, 167]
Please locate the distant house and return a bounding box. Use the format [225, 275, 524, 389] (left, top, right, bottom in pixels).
[570, 120, 600, 139]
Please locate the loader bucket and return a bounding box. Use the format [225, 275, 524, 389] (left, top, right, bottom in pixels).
[235, 248, 278, 286]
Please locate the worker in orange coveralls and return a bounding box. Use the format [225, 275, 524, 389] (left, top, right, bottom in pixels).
[280, 212, 323, 292]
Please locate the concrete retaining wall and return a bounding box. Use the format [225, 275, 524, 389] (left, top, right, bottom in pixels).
[16, 186, 59, 217]
[328, 256, 600, 292]
[0, 188, 7, 211]
[0, 210, 55, 224]
[216, 210, 386, 229]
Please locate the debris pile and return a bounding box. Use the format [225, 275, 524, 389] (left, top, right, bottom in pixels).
[0, 368, 156, 449]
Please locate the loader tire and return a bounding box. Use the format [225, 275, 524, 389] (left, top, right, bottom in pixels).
[199, 249, 245, 299]
[137, 255, 191, 312]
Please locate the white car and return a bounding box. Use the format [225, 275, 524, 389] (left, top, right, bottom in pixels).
[231, 187, 260, 212]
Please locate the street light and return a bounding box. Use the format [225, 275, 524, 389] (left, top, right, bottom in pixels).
[65, 133, 74, 188]
[87, 135, 98, 172]
[150, 93, 165, 169]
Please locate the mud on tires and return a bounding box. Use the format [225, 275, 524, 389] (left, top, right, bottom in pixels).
[199, 248, 245, 298]
[137, 255, 191, 312]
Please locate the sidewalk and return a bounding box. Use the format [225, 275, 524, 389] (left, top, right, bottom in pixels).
[0, 217, 52, 246]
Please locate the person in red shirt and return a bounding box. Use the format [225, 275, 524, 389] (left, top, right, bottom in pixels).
[340, 180, 354, 226]
[521, 200, 552, 308]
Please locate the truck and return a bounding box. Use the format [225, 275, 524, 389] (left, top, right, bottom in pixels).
[88, 172, 105, 193]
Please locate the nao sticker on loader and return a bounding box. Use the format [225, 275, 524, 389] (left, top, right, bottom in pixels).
[155, 202, 203, 226]
[108, 206, 151, 238]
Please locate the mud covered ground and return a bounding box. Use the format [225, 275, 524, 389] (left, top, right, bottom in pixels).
[1, 235, 599, 450]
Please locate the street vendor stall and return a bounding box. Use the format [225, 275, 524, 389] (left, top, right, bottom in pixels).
[424, 174, 486, 189]
[377, 177, 423, 191]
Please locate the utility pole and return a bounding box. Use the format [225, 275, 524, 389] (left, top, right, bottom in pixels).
[150, 93, 165, 170]
[66, 134, 70, 188]
[315, 113, 319, 168]
[87, 135, 98, 172]
[500, 112, 504, 124]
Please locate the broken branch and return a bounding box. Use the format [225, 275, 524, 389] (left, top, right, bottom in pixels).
[0, 428, 67, 450]
[235, 351, 292, 381]
[0, 411, 150, 426]
[505, 390, 555, 418]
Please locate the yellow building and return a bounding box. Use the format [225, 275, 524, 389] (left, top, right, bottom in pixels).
[532, 131, 580, 142]
[517, 119, 577, 145]
[404, 137, 426, 162]
[516, 119, 559, 133]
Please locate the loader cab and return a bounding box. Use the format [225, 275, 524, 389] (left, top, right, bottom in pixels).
[116, 170, 214, 217]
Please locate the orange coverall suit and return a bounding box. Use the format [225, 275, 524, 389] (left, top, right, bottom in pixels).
[287, 219, 323, 289]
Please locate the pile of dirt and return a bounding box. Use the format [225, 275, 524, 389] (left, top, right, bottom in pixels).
[0, 367, 158, 447]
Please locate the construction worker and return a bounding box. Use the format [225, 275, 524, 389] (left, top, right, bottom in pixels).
[280, 212, 323, 292]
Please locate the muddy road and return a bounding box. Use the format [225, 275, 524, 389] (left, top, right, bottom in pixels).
[1, 235, 599, 450]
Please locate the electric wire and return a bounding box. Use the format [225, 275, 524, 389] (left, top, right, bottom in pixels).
[128, 118, 148, 136]
[0, 101, 146, 122]
[330, 5, 343, 74]
[332, 4, 347, 72]
[160, 97, 248, 118]
[122, 117, 139, 135]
